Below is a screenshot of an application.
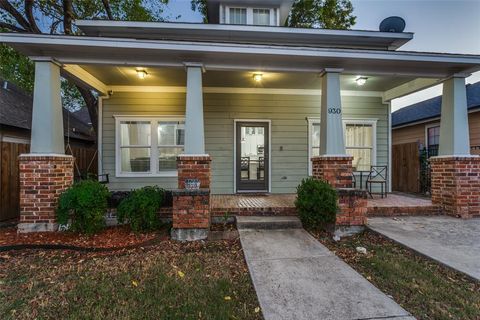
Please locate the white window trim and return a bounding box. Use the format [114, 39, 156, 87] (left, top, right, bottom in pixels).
[114, 115, 185, 178]
[224, 6, 278, 26]
[424, 122, 440, 150]
[307, 117, 378, 175]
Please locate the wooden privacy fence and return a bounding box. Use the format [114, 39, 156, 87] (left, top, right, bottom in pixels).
[392, 142, 420, 194]
[0, 141, 97, 222]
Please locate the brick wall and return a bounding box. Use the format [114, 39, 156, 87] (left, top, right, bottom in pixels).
[311, 156, 354, 189]
[336, 188, 367, 226]
[430, 156, 480, 218]
[172, 189, 210, 229]
[177, 155, 211, 189]
[18, 155, 74, 232]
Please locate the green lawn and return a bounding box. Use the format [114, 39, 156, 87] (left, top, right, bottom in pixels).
[310, 229, 480, 320]
[0, 240, 262, 320]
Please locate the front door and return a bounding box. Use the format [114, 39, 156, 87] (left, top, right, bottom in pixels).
[236, 121, 269, 192]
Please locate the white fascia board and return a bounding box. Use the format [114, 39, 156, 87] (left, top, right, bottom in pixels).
[0, 33, 480, 78]
[76, 19, 413, 42]
[62, 64, 109, 95]
[382, 78, 443, 102]
[2, 33, 480, 66]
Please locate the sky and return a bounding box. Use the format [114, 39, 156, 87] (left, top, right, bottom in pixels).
[163, 0, 480, 111]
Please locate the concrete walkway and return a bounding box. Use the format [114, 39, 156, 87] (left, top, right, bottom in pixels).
[368, 216, 480, 281]
[239, 228, 414, 320]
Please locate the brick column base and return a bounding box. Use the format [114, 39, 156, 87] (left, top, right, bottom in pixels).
[311, 156, 354, 188]
[18, 154, 74, 233]
[430, 156, 480, 218]
[172, 155, 212, 241]
[336, 188, 368, 227]
[177, 155, 212, 189]
[171, 189, 210, 241]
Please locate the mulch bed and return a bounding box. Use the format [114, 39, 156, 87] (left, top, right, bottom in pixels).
[0, 225, 168, 251]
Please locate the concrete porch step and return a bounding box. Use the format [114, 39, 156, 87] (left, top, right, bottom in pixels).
[236, 216, 302, 230]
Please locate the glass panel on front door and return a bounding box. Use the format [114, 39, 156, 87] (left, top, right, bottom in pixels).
[236, 122, 269, 192]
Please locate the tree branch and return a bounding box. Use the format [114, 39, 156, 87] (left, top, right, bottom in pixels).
[0, 21, 27, 32]
[76, 85, 98, 136]
[62, 0, 73, 35]
[101, 0, 113, 20]
[0, 0, 32, 32]
[24, 0, 41, 33]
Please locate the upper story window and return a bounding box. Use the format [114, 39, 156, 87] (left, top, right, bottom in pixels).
[223, 6, 279, 26]
[229, 8, 247, 25]
[253, 9, 270, 26]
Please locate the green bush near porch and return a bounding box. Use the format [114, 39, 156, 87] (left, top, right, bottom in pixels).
[295, 177, 338, 229]
[56, 180, 110, 234]
[117, 186, 165, 232]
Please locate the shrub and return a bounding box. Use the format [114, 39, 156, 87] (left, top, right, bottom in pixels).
[117, 186, 165, 232]
[295, 177, 338, 229]
[57, 180, 110, 234]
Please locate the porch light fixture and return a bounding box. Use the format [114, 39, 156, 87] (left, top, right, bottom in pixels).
[136, 69, 148, 79]
[356, 76, 368, 86]
[253, 73, 263, 82]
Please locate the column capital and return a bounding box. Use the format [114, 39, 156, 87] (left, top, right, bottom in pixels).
[183, 62, 206, 73]
[445, 72, 471, 80]
[320, 68, 344, 76]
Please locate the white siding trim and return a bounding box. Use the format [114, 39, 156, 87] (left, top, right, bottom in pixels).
[233, 119, 272, 193]
[110, 85, 383, 97]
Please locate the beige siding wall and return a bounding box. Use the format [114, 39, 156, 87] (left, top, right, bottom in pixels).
[392, 123, 426, 145]
[392, 111, 480, 153]
[102, 92, 388, 193]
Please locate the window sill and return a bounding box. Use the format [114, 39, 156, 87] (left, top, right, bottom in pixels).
[116, 171, 178, 178]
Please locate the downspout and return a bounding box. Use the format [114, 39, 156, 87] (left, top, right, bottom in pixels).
[97, 94, 110, 177]
[388, 102, 392, 192]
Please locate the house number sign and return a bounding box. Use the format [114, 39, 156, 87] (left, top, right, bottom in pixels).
[328, 107, 341, 114]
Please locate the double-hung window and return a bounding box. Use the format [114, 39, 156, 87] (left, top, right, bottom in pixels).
[344, 121, 376, 171]
[229, 8, 247, 24]
[116, 117, 185, 177]
[253, 9, 271, 26]
[308, 118, 377, 174]
[225, 7, 278, 26]
[425, 124, 440, 157]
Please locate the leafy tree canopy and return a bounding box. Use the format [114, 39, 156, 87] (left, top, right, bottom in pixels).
[286, 0, 356, 29]
[0, 0, 172, 132]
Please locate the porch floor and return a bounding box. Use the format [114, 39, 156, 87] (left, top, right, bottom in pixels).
[211, 193, 440, 217]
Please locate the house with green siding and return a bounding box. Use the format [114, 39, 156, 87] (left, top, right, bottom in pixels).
[2, 0, 480, 234]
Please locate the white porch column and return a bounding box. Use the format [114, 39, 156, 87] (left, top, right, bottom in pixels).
[438, 75, 470, 156]
[184, 64, 205, 154]
[30, 61, 65, 154]
[319, 69, 346, 156]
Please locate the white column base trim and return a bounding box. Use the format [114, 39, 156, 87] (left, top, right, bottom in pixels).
[17, 223, 58, 233]
[19, 153, 72, 158]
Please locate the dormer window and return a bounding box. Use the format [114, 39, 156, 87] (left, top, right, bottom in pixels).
[229, 8, 247, 25]
[253, 9, 270, 26]
[223, 6, 279, 26]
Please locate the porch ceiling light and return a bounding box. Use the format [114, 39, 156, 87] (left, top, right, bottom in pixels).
[253, 73, 263, 82]
[136, 69, 148, 79]
[356, 76, 368, 86]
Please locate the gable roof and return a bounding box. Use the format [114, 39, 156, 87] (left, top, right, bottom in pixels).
[0, 80, 95, 141]
[392, 81, 480, 128]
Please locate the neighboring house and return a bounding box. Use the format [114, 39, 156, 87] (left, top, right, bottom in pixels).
[392, 81, 480, 156]
[0, 79, 95, 148]
[0, 79, 96, 222]
[2, 0, 480, 232]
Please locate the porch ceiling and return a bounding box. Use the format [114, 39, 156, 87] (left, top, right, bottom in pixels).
[79, 64, 416, 92]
